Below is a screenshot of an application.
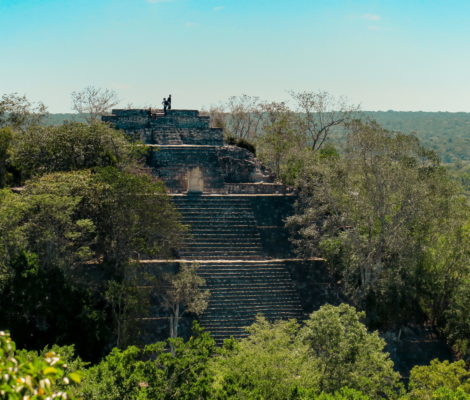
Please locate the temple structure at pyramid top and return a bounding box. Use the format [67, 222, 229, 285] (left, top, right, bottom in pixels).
[103, 108, 291, 194]
[103, 109, 224, 146]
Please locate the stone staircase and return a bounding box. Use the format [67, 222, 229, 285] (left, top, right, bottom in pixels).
[197, 261, 303, 342]
[172, 194, 303, 343]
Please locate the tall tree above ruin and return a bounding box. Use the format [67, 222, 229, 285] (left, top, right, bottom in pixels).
[290, 90, 360, 151]
[71, 86, 119, 123]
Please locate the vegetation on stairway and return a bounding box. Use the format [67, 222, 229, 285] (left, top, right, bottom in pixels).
[3, 306, 469, 399]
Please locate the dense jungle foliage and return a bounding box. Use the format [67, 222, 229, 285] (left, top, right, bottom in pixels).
[0, 92, 469, 399]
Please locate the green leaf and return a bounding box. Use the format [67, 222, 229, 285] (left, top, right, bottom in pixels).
[68, 372, 82, 383]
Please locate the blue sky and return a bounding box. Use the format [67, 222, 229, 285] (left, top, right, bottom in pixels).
[1, 0, 469, 112]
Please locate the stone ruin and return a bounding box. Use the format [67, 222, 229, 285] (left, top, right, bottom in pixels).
[103, 108, 330, 343]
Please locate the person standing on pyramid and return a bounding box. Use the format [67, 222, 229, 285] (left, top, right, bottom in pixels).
[162, 97, 168, 114]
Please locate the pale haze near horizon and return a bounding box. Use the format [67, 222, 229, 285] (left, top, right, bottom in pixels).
[1, 0, 469, 113]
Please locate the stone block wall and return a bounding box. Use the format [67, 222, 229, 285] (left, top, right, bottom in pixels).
[103, 109, 287, 193]
[147, 146, 225, 192]
[103, 109, 223, 146]
[247, 195, 296, 258]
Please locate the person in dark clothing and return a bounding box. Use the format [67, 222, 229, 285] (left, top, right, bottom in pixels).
[162, 97, 168, 113]
[167, 94, 172, 110]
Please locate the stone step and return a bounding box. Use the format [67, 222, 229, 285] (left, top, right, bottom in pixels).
[185, 228, 261, 233]
[202, 311, 302, 319]
[183, 222, 257, 227]
[201, 316, 300, 325]
[180, 255, 265, 260]
[205, 284, 297, 291]
[198, 270, 290, 275]
[181, 214, 256, 226]
[183, 248, 263, 254]
[203, 282, 297, 288]
[173, 201, 252, 206]
[185, 226, 261, 232]
[180, 254, 265, 259]
[184, 236, 261, 241]
[202, 276, 294, 282]
[204, 299, 301, 306]
[182, 244, 262, 250]
[182, 217, 255, 222]
[204, 291, 297, 297]
[177, 208, 253, 212]
[183, 241, 262, 246]
[183, 244, 264, 250]
[202, 328, 249, 336]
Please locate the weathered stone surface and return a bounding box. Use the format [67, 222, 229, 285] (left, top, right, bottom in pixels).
[104, 108, 283, 193]
[103, 109, 223, 146]
[146, 146, 225, 193]
[104, 108, 311, 343]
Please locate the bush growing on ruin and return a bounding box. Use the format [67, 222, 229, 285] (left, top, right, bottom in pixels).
[225, 135, 257, 154]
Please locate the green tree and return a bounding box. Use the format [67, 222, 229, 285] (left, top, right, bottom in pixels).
[211, 305, 401, 399]
[305, 388, 372, 400]
[0, 128, 14, 188]
[444, 277, 470, 362]
[19, 171, 96, 273]
[0, 331, 81, 399]
[87, 167, 184, 270]
[0, 92, 47, 130]
[0, 189, 27, 287]
[404, 359, 470, 400]
[299, 304, 402, 398]
[212, 317, 320, 400]
[104, 271, 152, 349]
[289, 90, 359, 152]
[256, 101, 303, 180]
[79, 323, 215, 400]
[419, 219, 470, 329]
[10, 122, 139, 182]
[288, 120, 462, 328]
[158, 263, 210, 341]
[0, 168, 184, 357]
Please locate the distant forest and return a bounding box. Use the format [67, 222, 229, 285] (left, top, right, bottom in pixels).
[46, 111, 470, 165]
[365, 111, 470, 164]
